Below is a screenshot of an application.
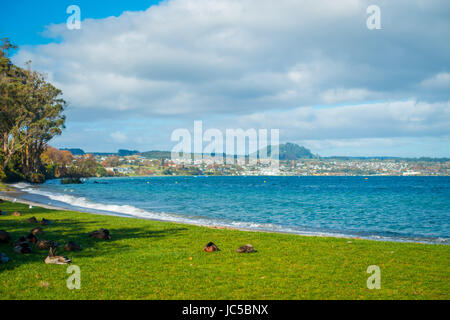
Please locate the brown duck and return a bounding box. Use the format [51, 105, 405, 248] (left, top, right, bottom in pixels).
[25, 233, 39, 244]
[203, 242, 220, 252]
[14, 242, 32, 254]
[39, 218, 52, 225]
[30, 227, 44, 235]
[0, 230, 11, 243]
[44, 248, 71, 265]
[64, 241, 82, 251]
[89, 228, 111, 240]
[13, 236, 28, 247]
[36, 239, 59, 250]
[27, 216, 38, 223]
[236, 244, 256, 253]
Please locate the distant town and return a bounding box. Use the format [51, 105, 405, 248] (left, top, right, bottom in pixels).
[60, 143, 450, 177]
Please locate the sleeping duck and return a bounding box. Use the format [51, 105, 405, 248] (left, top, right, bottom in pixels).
[39, 218, 52, 225]
[30, 227, 44, 235]
[64, 241, 82, 251]
[14, 242, 32, 254]
[36, 239, 59, 250]
[26, 233, 39, 244]
[44, 248, 71, 265]
[89, 228, 111, 240]
[236, 244, 256, 253]
[203, 242, 220, 252]
[27, 217, 38, 224]
[13, 236, 28, 246]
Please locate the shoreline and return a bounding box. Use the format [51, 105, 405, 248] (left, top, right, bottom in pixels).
[1, 183, 448, 246]
[1, 198, 448, 299]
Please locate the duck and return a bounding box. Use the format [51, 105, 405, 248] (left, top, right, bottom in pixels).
[13, 236, 28, 247]
[203, 242, 220, 252]
[25, 233, 39, 244]
[39, 218, 52, 225]
[64, 241, 82, 252]
[0, 252, 9, 263]
[35, 239, 59, 250]
[14, 242, 32, 254]
[30, 227, 44, 235]
[12, 211, 21, 216]
[236, 244, 256, 253]
[27, 216, 38, 224]
[89, 228, 111, 240]
[0, 230, 11, 243]
[44, 248, 71, 265]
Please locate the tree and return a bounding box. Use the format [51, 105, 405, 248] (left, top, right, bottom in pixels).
[0, 38, 66, 182]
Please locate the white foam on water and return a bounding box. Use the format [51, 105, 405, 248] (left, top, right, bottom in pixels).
[10, 182, 448, 244]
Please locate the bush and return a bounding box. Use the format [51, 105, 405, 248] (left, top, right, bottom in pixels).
[0, 166, 6, 181]
[28, 172, 45, 184]
[61, 177, 83, 184]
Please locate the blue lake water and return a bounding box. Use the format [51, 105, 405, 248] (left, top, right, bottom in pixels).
[12, 176, 450, 244]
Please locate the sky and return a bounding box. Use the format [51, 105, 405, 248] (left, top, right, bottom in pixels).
[1, 0, 449, 157]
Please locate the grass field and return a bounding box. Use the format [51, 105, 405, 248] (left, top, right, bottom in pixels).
[0, 200, 448, 300]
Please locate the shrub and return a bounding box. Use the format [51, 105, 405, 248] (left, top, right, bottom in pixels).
[28, 172, 46, 184]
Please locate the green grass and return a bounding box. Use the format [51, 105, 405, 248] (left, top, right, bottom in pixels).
[0, 183, 14, 192]
[0, 200, 448, 300]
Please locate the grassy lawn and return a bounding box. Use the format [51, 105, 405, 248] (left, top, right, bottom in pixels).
[0, 200, 448, 300]
[0, 183, 14, 192]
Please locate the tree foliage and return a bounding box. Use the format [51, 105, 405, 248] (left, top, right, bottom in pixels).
[0, 38, 66, 182]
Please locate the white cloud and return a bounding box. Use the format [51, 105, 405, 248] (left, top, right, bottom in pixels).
[421, 72, 450, 89]
[14, 0, 450, 118]
[10, 0, 450, 155]
[236, 100, 450, 140]
[110, 131, 128, 143]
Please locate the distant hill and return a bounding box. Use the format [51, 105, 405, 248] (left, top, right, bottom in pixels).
[139, 150, 172, 159]
[279, 143, 314, 160]
[258, 143, 314, 160]
[139, 143, 315, 160]
[59, 148, 85, 155]
[60, 143, 314, 160]
[118, 149, 140, 156]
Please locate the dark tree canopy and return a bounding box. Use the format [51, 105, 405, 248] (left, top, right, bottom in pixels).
[0, 38, 66, 182]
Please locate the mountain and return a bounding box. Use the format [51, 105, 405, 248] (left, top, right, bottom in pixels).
[139, 150, 172, 159]
[278, 143, 314, 160]
[254, 142, 314, 160]
[59, 148, 85, 155]
[118, 149, 140, 156]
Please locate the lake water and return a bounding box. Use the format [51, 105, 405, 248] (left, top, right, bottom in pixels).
[12, 176, 450, 244]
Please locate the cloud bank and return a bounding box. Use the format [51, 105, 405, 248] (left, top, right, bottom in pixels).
[13, 0, 450, 155]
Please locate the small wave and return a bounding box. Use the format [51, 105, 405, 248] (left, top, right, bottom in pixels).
[10, 182, 449, 245]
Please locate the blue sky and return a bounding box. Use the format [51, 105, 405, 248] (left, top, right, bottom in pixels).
[1, 0, 449, 156]
[0, 0, 162, 46]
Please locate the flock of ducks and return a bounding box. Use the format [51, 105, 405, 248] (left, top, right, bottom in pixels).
[0, 199, 257, 266]
[204, 242, 257, 253]
[0, 199, 112, 265]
